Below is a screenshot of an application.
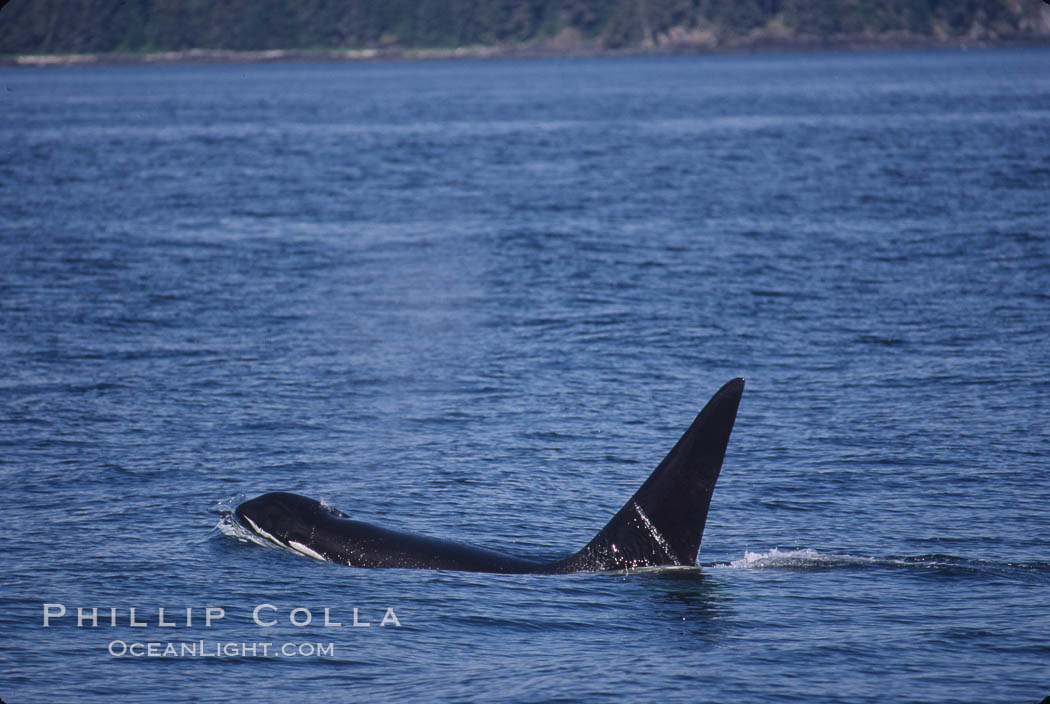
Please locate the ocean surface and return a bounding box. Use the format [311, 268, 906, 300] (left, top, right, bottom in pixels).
[2, 47, 1049, 703]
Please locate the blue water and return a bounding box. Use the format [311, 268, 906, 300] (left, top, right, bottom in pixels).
[2, 48, 1049, 702]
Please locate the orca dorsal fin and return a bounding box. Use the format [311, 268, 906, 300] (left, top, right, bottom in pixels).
[546, 378, 744, 573]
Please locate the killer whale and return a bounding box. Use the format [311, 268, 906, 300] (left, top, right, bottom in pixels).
[234, 378, 744, 573]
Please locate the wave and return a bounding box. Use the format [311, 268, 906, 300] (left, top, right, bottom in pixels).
[718, 547, 871, 569]
[709, 548, 1050, 583]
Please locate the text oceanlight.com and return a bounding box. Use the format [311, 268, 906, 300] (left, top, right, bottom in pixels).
[107, 640, 335, 658]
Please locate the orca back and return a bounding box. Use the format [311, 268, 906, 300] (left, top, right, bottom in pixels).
[233, 378, 744, 574]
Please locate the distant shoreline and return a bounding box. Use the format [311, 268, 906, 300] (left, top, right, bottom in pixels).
[5, 33, 1050, 68]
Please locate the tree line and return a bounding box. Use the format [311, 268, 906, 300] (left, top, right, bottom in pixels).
[2, 0, 1047, 55]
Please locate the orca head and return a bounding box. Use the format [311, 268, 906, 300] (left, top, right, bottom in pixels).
[234, 492, 347, 560]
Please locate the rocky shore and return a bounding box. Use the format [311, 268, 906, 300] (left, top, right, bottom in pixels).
[6, 30, 1050, 68]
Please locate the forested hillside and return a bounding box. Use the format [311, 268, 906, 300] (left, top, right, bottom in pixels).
[2, 0, 1048, 56]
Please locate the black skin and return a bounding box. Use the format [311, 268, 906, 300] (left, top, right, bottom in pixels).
[235, 378, 744, 573]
